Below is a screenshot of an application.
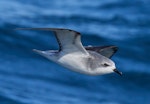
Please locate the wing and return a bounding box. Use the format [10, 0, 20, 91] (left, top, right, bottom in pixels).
[15, 28, 88, 54]
[85, 45, 118, 58]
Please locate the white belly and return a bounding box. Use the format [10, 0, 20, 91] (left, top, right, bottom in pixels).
[57, 52, 89, 73]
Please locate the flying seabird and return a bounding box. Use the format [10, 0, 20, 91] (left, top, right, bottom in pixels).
[16, 28, 122, 76]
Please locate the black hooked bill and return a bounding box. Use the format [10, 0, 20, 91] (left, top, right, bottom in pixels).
[113, 69, 122, 76]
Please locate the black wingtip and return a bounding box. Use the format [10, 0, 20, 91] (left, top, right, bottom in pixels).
[111, 45, 118, 52]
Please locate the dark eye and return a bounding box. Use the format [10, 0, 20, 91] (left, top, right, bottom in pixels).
[103, 63, 109, 67]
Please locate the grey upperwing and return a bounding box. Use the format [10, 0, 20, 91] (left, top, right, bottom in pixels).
[85, 45, 118, 58]
[15, 28, 88, 54]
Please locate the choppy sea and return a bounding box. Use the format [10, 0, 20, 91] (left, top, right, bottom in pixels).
[0, 0, 150, 104]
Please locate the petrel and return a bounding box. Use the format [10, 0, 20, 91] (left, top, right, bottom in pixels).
[16, 28, 122, 76]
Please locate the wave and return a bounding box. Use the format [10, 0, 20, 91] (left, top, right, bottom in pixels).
[0, 95, 25, 104]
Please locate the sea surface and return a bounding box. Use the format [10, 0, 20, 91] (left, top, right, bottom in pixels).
[0, 0, 150, 104]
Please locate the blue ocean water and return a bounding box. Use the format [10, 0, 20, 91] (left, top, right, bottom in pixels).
[0, 0, 150, 104]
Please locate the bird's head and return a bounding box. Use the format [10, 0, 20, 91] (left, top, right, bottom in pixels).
[94, 56, 122, 76]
